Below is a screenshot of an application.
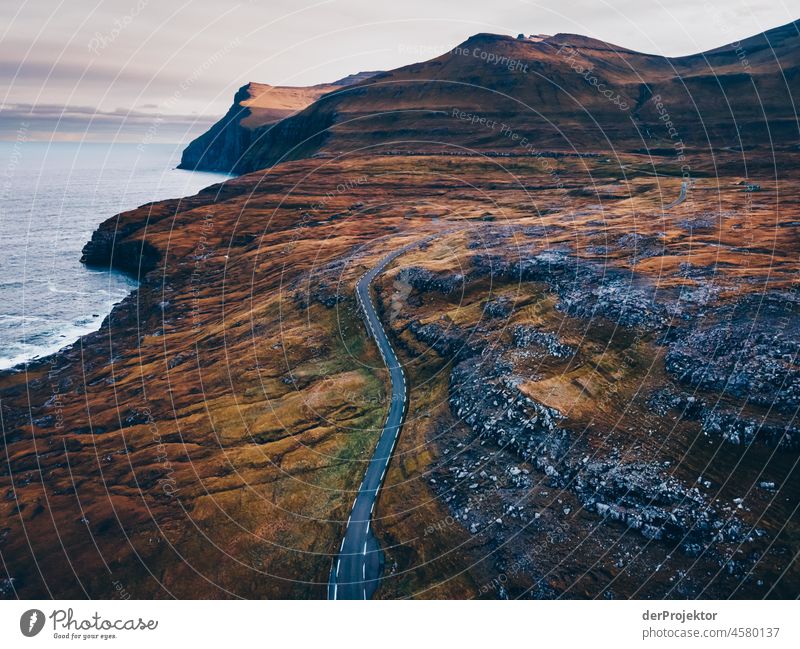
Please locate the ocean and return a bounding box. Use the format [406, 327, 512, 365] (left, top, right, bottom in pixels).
[0, 142, 228, 370]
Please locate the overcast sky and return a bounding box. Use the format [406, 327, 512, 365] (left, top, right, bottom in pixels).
[0, 0, 796, 143]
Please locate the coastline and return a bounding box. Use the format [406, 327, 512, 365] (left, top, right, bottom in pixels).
[0, 172, 239, 380]
[0, 156, 412, 599]
[0, 151, 797, 598]
[0, 270, 137, 372]
[0, 148, 232, 373]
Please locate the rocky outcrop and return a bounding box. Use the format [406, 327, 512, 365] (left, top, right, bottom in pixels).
[702, 410, 798, 449]
[401, 252, 757, 560]
[469, 250, 676, 329]
[665, 292, 800, 414]
[445, 354, 751, 555]
[450, 359, 567, 464]
[397, 266, 464, 295]
[483, 297, 514, 318]
[648, 387, 799, 450]
[512, 325, 574, 358]
[80, 220, 159, 279]
[573, 458, 744, 548]
[409, 320, 478, 358]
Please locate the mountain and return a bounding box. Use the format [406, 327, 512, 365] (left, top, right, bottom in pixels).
[186, 21, 800, 174]
[2, 20, 799, 601]
[178, 72, 380, 172]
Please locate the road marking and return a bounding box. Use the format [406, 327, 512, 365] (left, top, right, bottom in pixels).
[330, 239, 429, 600]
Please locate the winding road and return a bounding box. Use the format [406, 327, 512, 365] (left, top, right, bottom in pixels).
[328, 244, 414, 600]
[326, 175, 688, 599]
[663, 180, 688, 209]
[326, 176, 688, 598]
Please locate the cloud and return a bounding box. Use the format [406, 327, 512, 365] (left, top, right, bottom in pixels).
[0, 103, 220, 143]
[0, 0, 796, 142]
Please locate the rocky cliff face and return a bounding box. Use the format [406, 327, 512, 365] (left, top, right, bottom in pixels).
[178, 84, 257, 173]
[79, 185, 247, 277]
[178, 73, 379, 173]
[80, 219, 161, 278]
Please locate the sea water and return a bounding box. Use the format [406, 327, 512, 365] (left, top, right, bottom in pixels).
[0, 142, 227, 370]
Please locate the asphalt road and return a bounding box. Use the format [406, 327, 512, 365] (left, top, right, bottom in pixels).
[328, 244, 414, 600]
[664, 180, 688, 209]
[326, 176, 687, 598]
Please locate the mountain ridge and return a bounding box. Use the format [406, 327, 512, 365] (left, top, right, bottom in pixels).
[180, 20, 800, 175]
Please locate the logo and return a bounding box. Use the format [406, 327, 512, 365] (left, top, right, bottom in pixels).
[20, 609, 45, 637]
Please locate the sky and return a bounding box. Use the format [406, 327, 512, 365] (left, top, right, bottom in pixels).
[0, 0, 797, 143]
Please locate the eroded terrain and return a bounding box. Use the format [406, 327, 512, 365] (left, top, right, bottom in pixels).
[1, 152, 798, 598]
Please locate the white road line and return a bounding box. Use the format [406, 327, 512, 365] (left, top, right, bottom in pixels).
[330, 239, 431, 600]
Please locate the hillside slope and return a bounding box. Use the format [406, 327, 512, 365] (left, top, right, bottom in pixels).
[178, 72, 379, 172]
[2, 148, 798, 598]
[2, 20, 799, 601]
[205, 21, 800, 174]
